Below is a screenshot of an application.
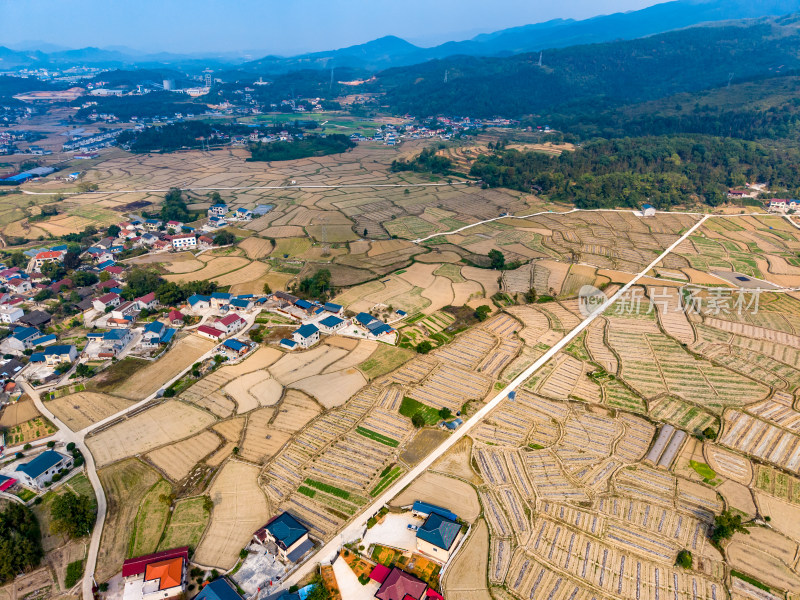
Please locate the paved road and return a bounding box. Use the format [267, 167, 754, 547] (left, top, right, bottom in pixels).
[17, 379, 106, 600]
[279, 214, 711, 589]
[20, 182, 468, 196]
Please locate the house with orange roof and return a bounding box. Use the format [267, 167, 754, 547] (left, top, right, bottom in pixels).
[26, 250, 65, 273]
[122, 547, 188, 600]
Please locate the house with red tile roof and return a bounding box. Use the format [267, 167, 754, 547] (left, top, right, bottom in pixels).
[122, 547, 188, 600]
[216, 313, 246, 334]
[197, 325, 225, 340]
[168, 309, 184, 326]
[26, 250, 65, 273]
[374, 567, 429, 600]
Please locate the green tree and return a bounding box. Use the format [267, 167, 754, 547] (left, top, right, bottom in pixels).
[474, 305, 492, 321]
[488, 249, 505, 270]
[107, 225, 121, 238]
[160, 188, 189, 222]
[262, 282, 272, 294]
[415, 340, 433, 354]
[123, 268, 163, 299]
[702, 427, 717, 440]
[98, 271, 111, 283]
[411, 412, 426, 428]
[50, 492, 95, 539]
[213, 231, 236, 246]
[710, 509, 749, 545]
[675, 549, 693, 569]
[438, 407, 452, 420]
[0, 503, 43, 584]
[6, 252, 27, 268]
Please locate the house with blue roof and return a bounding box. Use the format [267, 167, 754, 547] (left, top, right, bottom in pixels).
[187, 295, 211, 311]
[415, 512, 462, 561]
[411, 501, 458, 522]
[14, 450, 73, 489]
[7, 326, 41, 351]
[29, 345, 77, 366]
[160, 328, 176, 345]
[355, 312, 374, 327]
[222, 338, 249, 357]
[233, 207, 252, 221]
[210, 292, 233, 309]
[96, 259, 116, 271]
[292, 324, 319, 348]
[194, 578, 242, 600]
[323, 302, 343, 316]
[355, 313, 394, 338]
[87, 328, 132, 356]
[31, 334, 58, 347]
[144, 218, 162, 231]
[142, 321, 166, 347]
[294, 299, 314, 313]
[254, 512, 311, 561]
[230, 298, 252, 310]
[208, 203, 228, 217]
[318, 315, 345, 334]
[280, 338, 297, 350]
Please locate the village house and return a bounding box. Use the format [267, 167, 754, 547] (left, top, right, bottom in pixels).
[187, 294, 211, 312]
[26, 250, 65, 273]
[93, 292, 121, 311]
[216, 313, 246, 335]
[135, 292, 159, 311]
[292, 324, 319, 348]
[168, 309, 184, 326]
[111, 301, 139, 320]
[318, 315, 345, 334]
[253, 512, 311, 562]
[415, 512, 461, 562]
[7, 326, 41, 352]
[208, 203, 228, 217]
[165, 220, 184, 231]
[210, 292, 233, 310]
[232, 207, 252, 221]
[30, 344, 78, 366]
[7, 278, 32, 294]
[323, 302, 344, 316]
[221, 338, 249, 358]
[121, 547, 189, 600]
[767, 198, 799, 213]
[30, 333, 57, 347]
[144, 218, 162, 231]
[193, 578, 242, 600]
[87, 328, 133, 357]
[230, 297, 253, 311]
[371, 566, 434, 600]
[196, 325, 225, 341]
[12, 450, 73, 489]
[641, 204, 656, 217]
[0, 305, 24, 323]
[142, 321, 166, 347]
[171, 233, 197, 250]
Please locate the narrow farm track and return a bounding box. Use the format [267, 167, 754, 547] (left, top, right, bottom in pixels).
[279, 214, 711, 591]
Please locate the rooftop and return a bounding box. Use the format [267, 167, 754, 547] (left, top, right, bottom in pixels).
[294, 324, 319, 339]
[375, 567, 428, 600]
[416, 513, 460, 551]
[15, 450, 67, 479]
[122, 547, 189, 579]
[263, 512, 308, 550]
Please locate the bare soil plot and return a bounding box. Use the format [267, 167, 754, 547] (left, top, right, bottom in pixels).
[112, 335, 216, 400]
[290, 368, 367, 409]
[129, 479, 172, 558]
[87, 401, 216, 466]
[727, 527, 800, 592]
[96, 459, 162, 582]
[146, 430, 222, 481]
[0, 399, 40, 428]
[48, 392, 135, 432]
[390, 471, 481, 522]
[442, 519, 490, 600]
[158, 496, 210, 552]
[225, 371, 284, 413]
[240, 408, 292, 463]
[756, 493, 800, 540]
[421, 276, 455, 314]
[193, 461, 270, 569]
[239, 236, 273, 259]
[270, 390, 322, 432]
[416, 250, 462, 263]
[399, 429, 450, 466]
[163, 257, 250, 283]
[718, 480, 757, 515]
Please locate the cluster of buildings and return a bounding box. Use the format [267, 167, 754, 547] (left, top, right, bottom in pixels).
[61, 127, 122, 153]
[269, 292, 397, 349]
[205, 204, 252, 230]
[0, 448, 74, 491]
[115, 217, 215, 251]
[766, 198, 799, 213]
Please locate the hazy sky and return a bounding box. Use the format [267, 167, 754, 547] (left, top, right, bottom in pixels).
[0, 0, 664, 56]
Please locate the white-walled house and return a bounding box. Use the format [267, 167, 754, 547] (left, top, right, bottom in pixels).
[13, 450, 73, 489]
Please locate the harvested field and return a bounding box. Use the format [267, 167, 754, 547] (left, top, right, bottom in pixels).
[112, 336, 216, 400]
[129, 479, 172, 557]
[162, 256, 250, 282]
[269, 344, 349, 384]
[756, 493, 800, 540]
[357, 343, 415, 380]
[271, 390, 322, 432]
[0, 399, 40, 428]
[239, 408, 291, 463]
[390, 471, 481, 522]
[218, 346, 282, 376]
[48, 392, 135, 432]
[158, 496, 210, 551]
[87, 401, 216, 466]
[96, 459, 161, 582]
[239, 236, 273, 259]
[212, 261, 270, 287]
[442, 519, 490, 600]
[146, 430, 222, 481]
[727, 527, 800, 592]
[193, 461, 270, 569]
[290, 368, 367, 409]
[705, 444, 752, 484]
[225, 371, 283, 413]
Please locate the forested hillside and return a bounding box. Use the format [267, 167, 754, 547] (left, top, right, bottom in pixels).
[469, 136, 800, 208]
[374, 15, 800, 118]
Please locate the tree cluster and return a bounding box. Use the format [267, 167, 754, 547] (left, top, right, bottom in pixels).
[122, 267, 218, 305]
[248, 134, 355, 162]
[469, 135, 800, 208]
[50, 491, 95, 539]
[0, 503, 43, 584]
[391, 147, 453, 175]
[293, 269, 332, 301]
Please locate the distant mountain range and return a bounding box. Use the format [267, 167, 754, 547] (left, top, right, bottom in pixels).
[2, 0, 800, 74]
